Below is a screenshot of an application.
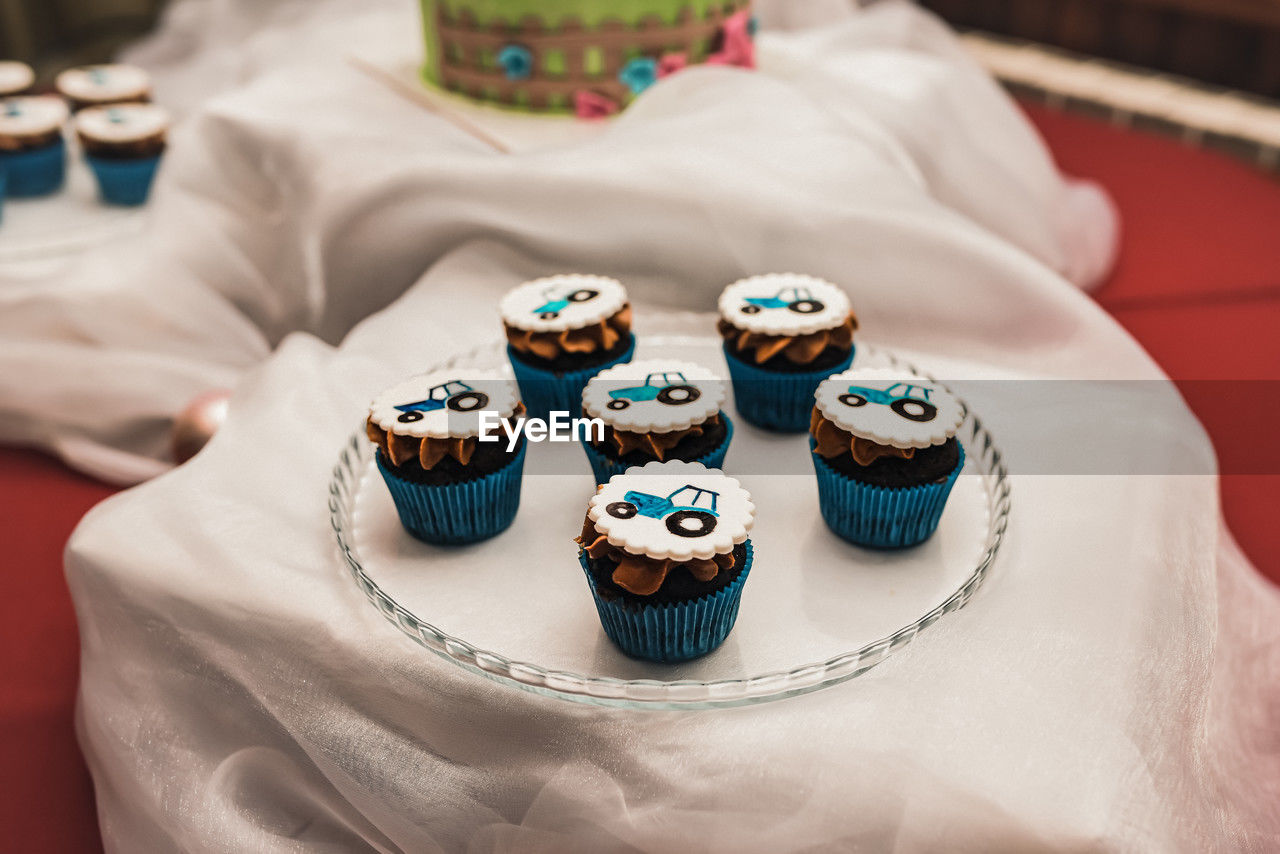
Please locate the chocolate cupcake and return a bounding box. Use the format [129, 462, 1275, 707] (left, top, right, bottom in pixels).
[55, 64, 151, 111]
[718, 273, 858, 432]
[0, 96, 69, 198]
[501, 274, 635, 420]
[580, 359, 732, 485]
[74, 103, 169, 206]
[810, 368, 965, 548]
[576, 461, 755, 662]
[367, 370, 526, 545]
[0, 62, 34, 98]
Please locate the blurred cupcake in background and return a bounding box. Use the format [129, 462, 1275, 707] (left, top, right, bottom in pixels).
[502, 275, 635, 420]
[580, 359, 732, 485]
[75, 103, 170, 206]
[0, 61, 35, 97]
[55, 64, 151, 111]
[0, 96, 69, 199]
[810, 368, 965, 549]
[718, 274, 857, 433]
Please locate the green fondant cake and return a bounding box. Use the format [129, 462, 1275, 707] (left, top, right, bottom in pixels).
[420, 0, 756, 115]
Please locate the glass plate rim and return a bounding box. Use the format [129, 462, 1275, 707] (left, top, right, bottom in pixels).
[328, 319, 1012, 709]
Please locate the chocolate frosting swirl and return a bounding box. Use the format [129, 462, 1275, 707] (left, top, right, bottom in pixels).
[576, 516, 736, 596]
[717, 312, 857, 365]
[506, 305, 632, 360]
[592, 412, 721, 462]
[367, 403, 525, 470]
[810, 406, 915, 466]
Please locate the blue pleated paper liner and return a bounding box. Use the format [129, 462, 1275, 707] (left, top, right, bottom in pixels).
[581, 412, 735, 485]
[723, 344, 854, 433]
[0, 168, 7, 224]
[811, 442, 966, 549]
[507, 334, 636, 421]
[375, 441, 526, 546]
[579, 540, 753, 663]
[0, 138, 66, 197]
[86, 154, 162, 206]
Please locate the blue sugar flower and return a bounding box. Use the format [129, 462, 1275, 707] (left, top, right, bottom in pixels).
[618, 57, 659, 95]
[498, 44, 534, 81]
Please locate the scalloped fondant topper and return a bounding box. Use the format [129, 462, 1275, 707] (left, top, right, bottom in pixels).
[0, 62, 34, 95]
[718, 274, 852, 337]
[582, 359, 725, 434]
[814, 368, 964, 449]
[587, 461, 754, 562]
[0, 96, 69, 136]
[55, 65, 150, 102]
[500, 275, 627, 333]
[75, 103, 170, 142]
[369, 369, 519, 440]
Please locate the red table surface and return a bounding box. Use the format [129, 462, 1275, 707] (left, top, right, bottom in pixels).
[2, 102, 1278, 853]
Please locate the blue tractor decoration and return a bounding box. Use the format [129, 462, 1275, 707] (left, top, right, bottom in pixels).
[605, 484, 720, 538]
[533, 285, 600, 320]
[838, 383, 937, 423]
[606, 371, 701, 410]
[741, 286, 824, 315]
[394, 380, 489, 423]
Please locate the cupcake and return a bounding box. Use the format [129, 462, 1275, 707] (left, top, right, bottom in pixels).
[367, 370, 526, 545]
[0, 96, 69, 198]
[501, 275, 635, 420]
[580, 359, 732, 485]
[55, 64, 151, 111]
[718, 273, 858, 433]
[576, 461, 755, 662]
[810, 368, 965, 548]
[75, 103, 169, 206]
[0, 62, 34, 97]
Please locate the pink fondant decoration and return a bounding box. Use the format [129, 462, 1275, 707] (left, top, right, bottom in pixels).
[658, 52, 689, 78]
[707, 10, 755, 69]
[574, 89, 619, 119]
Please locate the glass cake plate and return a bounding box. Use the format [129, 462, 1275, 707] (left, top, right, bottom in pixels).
[329, 317, 1011, 709]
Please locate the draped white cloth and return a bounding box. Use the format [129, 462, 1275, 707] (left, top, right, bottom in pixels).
[5, 0, 1279, 850]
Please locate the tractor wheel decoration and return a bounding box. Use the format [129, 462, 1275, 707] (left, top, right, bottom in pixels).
[606, 501, 638, 519]
[447, 391, 489, 412]
[838, 393, 868, 408]
[397, 410, 425, 423]
[655, 385, 700, 406]
[788, 299, 824, 313]
[607, 399, 631, 410]
[665, 509, 717, 538]
[740, 304, 762, 314]
[890, 398, 937, 422]
[567, 289, 599, 303]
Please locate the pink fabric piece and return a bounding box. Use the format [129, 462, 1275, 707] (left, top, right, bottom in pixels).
[573, 89, 619, 120]
[658, 52, 688, 78]
[707, 10, 755, 69]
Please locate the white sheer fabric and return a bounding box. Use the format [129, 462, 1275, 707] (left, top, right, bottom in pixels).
[8, 0, 1279, 850]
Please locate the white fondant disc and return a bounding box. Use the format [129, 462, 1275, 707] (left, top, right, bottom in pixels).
[718, 273, 851, 336]
[582, 359, 724, 433]
[0, 96, 69, 137]
[500, 275, 627, 333]
[814, 367, 963, 449]
[369, 369, 519, 440]
[74, 103, 169, 142]
[0, 61, 34, 95]
[587, 461, 754, 561]
[55, 64, 150, 102]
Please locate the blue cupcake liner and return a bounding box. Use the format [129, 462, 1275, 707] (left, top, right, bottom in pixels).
[507, 334, 636, 421]
[580, 412, 735, 485]
[579, 540, 753, 662]
[375, 441, 526, 545]
[0, 168, 7, 224]
[723, 344, 854, 433]
[0, 138, 66, 197]
[811, 442, 966, 549]
[86, 154, 161, 206]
